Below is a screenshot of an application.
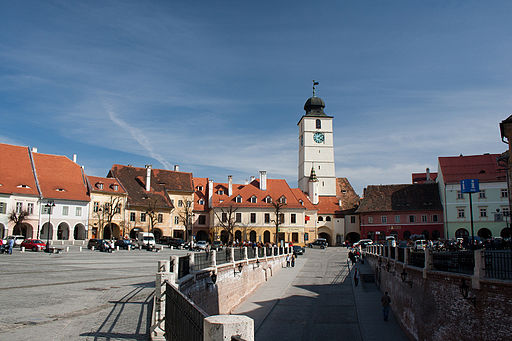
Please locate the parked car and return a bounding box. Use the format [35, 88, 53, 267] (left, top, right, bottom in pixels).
[308, 239, 327, 249]
[195, 240, 208, 251]
[98, 240, 114, 252]
[115, 239, 135, 250]
[158, 236, 172, 245]
[413, 240, 427, 250]
[20, 239, 46, 251]
[293, 245, 305, 256]
[212, 240, 223, 250]
[7, 235, 25, 246]
[88, 239, 103, 249]
[353, 239, 373, 248]
[169, 238, 186, 249]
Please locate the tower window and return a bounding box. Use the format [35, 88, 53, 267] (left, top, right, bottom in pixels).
[316, 119, 321, 129]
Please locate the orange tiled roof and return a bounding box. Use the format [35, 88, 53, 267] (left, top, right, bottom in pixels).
[316, 196, 342, 215]
[32, 152, 89, 201]
[0, 143, 39, 196]
[290, 188, 316, 210]
[335, 178, 360, 209]
[438, 154, 503, 183]
[212, 179, 305, 209]
[193, 177, 208, 211]
[86, 175, 127, 195]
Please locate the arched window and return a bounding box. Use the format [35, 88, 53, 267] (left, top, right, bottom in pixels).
[318, 216, 324, 222]
[326, 216, 331, 221]
[316, 119, 321, 129]
[236, 195, 242, 203]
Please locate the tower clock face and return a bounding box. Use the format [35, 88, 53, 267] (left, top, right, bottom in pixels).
[313, 132, 325, 143]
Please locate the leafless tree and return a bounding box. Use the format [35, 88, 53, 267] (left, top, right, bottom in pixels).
[95, 196, 122, 239]
[213, 205, 239, 244]
[271, 201, 287, 244]
[144, 198, 160, 236]
[9, 210, 29, 237]
[177, 197, 194, 242]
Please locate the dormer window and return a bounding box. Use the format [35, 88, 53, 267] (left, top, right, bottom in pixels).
[96, 183, 104, 190]
[17, 184, 31, 189]
[264, 196, 272, 203]
[299, 200, 303, 206]
[56, 188, 65, 192]
[197, 186, 203, 191]
[250, 196, 257, 203]
[112, 184, 118, 191]
[279, 196, 287, 204]
[198, 199, 205, 205]
[235, 195, 242, 203]
[218, 190, 224, 195]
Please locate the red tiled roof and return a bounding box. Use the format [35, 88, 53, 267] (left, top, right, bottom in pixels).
[86, 175, 127, 195]
[290, 188, 316, 210]
[193, 177, 208, 211]
[316, 196, 342, 215]
[335, 178, 360, 209]
[412, 172, 437, 184]
[0, 143, 39, 196]
[438, 154, 504, 183]
[33, 153, 89, 201]
[213, 179, 304, 209]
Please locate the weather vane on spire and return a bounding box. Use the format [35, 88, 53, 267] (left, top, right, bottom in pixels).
[312, 80, 319, 97]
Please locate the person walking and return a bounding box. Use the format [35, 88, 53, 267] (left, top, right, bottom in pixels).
[8, 238, 14, 255]
[286, 254, 291, 267]
[381, 291, 391, 321]
[353, 268, 359, 287]
[291, 254, 295, 267]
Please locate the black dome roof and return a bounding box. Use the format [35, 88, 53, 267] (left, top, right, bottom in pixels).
[304, 96, 326, 115]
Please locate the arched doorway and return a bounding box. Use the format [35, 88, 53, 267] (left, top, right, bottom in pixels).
[130, 228, 141, 239]
[234, 230, 242, 243]
[432, 230, 441, 240]
[455, 228, 469, 238]
[41, 222, 53, 241]
[501, 228, 511, 238]
[318, 227, 332, 245]
[103, 223, 120, 239]
[263, 230, 271, 243]
[196, 230, 208, 241]
[220, 230, 230, 244]
[13, 223, 33, 238]
[346, 232, 360, 244]
[403, 231, 411, 240]
[153, 228, 163, 242]
[57, 222, 70, 240]
[477, 228, 492, 239]
[249, 231, 257, 243]
[74, 224, 86, 240]
[0, 223, 5, 239]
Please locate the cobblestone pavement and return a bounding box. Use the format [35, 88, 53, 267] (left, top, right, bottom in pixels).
[0, 246, 188, 340]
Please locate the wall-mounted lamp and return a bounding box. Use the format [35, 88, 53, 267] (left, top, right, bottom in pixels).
[207, 272, 217, 287]
[234, 263, 243, 276]
[253, 259, 260, 269]
[400, 269, 413, 288]
[459, 279, 476, 307]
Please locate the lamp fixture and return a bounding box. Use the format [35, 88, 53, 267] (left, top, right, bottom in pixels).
[207, 272, 217, 287]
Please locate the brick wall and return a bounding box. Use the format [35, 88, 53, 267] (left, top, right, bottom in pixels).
[366, 255, 512, 341]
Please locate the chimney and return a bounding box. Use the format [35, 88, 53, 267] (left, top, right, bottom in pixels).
[174, 165, 179, 172]
[259, 171, 267, 191]
[208, 180, 213, 208]
[73, 154, 77, 163]
[244, 179, 249, 185]
[145, 164, 152, 191]
[31, 147, 37, 153]
[228, 176, 233, 196]
[426, 168, 431, 182]
[250, 176, 255, 183]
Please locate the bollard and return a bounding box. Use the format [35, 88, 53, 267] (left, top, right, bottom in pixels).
[21, 246, 25, 253]
[79, 246, 82, 252]
[116, 246, 120, 251]
[158, 260, 171, 273]
[204, 315, 254, 341]
[91, 246, 95, 251]
[66, 246, 69, 252]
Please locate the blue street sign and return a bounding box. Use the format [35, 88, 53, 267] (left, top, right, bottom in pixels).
[460, 179, 480, 193]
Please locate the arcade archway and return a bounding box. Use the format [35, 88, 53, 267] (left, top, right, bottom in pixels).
[346, 232, 360, 244]
[220, 230, 230, 244]
[263, 230, 271, 244]
[13, 223, 33, 239]
[477, 228, 492, 239]
[74, 224, 86, 240]
[41, 222, 53, 241]
[249, 230, 257, 243]
[57, 222, 70, 240]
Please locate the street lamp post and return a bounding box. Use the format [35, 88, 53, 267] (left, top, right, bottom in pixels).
[45, 201, 55, 252]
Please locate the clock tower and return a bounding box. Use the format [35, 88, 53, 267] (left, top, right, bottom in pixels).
[298, 83, 336, 197]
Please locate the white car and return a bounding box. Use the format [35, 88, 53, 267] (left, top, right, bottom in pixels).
[195, 240, 208, 250]
[353, 239, 373, 248]
[414, 240, 427, 250]
[7, 235, 25, 246]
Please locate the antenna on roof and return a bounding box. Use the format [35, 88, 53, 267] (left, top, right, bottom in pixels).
[312, 80, 319, 97]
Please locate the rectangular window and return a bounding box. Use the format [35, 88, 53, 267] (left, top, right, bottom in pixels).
[279, 213, 285, 224]
[93, 202, 99, 212]
[291, 213, 296, 224]
[250, 213, 256, 223]
[350, 216, 356, 224]
[0, 202, 6, 214]
[368, 216, 373, 224]
[479, 190, 486, 199]
[235, 213, 242, 223]
[16, 202, 22, 213]
[198, 215, 206, 225]
[381, 216, 387, 223]
[457, 208, 465, 218]
[178, 200, 183, 207]
[264, 213, 270, 223]
[157, 213, 163, 223]
[62, 206, 69, 216]
[130, 212, 136, 222]
[503, 207, 510, 217]
[174, 216, 179, 224]
[42, 206, 50, 214]
[502, 189, 509, 198]
[27, 203, 34, 214]
[421, 215, 427, 223]
[140, 213, 146, 222]
[480, 208, 487, 218]
[222, 212, 227, 223]
[409, 215, 415, 223]
[432, 214, 438, 222]
[76, 207, 82, 216]
[395, 215, 400, 223]
[457, 191, 464, 199]
[114, 204, 121, 214]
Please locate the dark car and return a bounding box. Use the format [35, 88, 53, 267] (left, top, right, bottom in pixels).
[212, 240, 223, 250]
[115, 239, 134, 250]
[87, 239, 103, 249]
[308, 239, 327, 249]
[293, 245, 305, 256]
[169, 238, 186, 249]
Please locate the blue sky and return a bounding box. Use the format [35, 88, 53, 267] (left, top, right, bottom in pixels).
[1, 1, 511, 195]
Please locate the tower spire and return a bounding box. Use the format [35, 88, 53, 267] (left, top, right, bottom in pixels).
[312, 80, 319, 97]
